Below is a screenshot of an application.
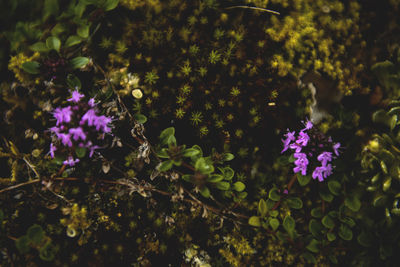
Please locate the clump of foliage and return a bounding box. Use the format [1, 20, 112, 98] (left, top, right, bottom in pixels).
[1, 0, 400, 266]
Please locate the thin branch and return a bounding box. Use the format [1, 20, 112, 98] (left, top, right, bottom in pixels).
[225, 5, 280, 15]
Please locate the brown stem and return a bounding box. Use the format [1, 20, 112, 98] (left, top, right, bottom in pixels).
[181, 162, 195, 172]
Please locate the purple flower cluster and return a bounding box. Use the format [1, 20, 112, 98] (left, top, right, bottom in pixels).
[281, 120, 341, 182]
[48, 90, 113, 166]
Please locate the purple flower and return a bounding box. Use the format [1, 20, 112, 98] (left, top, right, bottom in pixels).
[94, 115, 112, 133]
[301, 119, 313, 131]
[59, 133, 73, 147]
[333, 142, 341, 156]
[312, 166, 325, 182]
[63, 156, 80, 166]
[281, 130, 296, 153]
[293, 152, 308, 175]
[317, 151, 332, 166]
[69, 127, 87, 141]
[49, 143, 57, 158]
[88, 98, 96, 107]
[312, 164, 333, 182]
[53, 106, 73, 125]
[80, 109, 97, 126]
[67, 90, 84, 103]
[296, 131, 310, 147]
[323, 164, 333, 178]
[89, 145, 100, 157]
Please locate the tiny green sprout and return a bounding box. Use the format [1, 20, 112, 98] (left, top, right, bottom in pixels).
[188, 15, 197, 25]
[204, 102, 213, 110]
[180, 63, 192, 76]
[189, 45, 200, 55]
[176, 95, 187, 105]
[214, 28, 225, 40]
[209, 50, 221, 64]
[180, 84, 192, 95]
[238, 147, 249, 158]
[115, 40, 128, 54]
[144, 70, 159, 85]
[249, 107, 258, 116]
[100, 37, 113, 49]
[197, 66, 208, 77]
[175, 108, 186, 119]
[235, 129, 243, 138]
[199, 126, 209, 137]
[230, 86, 240, 97]
[200, 16, 208, 24]
[149, 109, 158, 118]
[218, 99, 226, 107]
[190, 111, 203, 126]
[215, 119, 225, 129]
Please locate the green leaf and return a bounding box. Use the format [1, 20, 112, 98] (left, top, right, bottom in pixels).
[39, 241, 56, 261]
[340, 217, 356, 227]
[51, 23, 65, 36]
[182, 148, 200, 157]
[311, 207, 323, 218]
[65, 35, 82, 47]
[46, 36, 61, 52]
[302, 252, 316, 264]
[283, 215, 295, 232]
[383, 177, 392, 192]
[223, 153, 234, 161]
[222, 167, 234, 180]
[328, 180, 341, 196]
[66, 74, 82, 89]
[338, 224, 353, 241]
[103, 0, 119, 11]
[69, 57, 89, 69]
[216, 181, 230, 191]
[74, 2, 87, 18]
[200, 186, 210, 198]
[309, 219, 323, 239]
[30, 42, 49, 52]
[15, 235, 30, 253]
[134, 113, 147, 124]
[43, 0, 59, 21]
[319, 187, 334, 202]
[160, 127, 175, 143]
[157, 148, 169, 158]
[297, 174, 311, 186]
[233, 181, 245, 192]
[22, 61, 40, 74]
[269, 210, 279, 217]
[286, 197, 303, 209]
[268, 188, 280, 201]
[327, 232, 336, 241]
[321, 215, 335, 229]
[27, 224, 45, 245]
[344, 195, 361, 212]
[77, 24, 90, 38]
[306, 239, 320, 253]
[258, 199, 268, 217]
[75, 147, 87, 158]
[390, 115, 397, 130]
[328, 255, 338, 264]
[207, 174, 224, 183]
[182, 174, 191, 182]
[357, 231, 373, 247]
[373, 195, 387, 207]
[157, 160, 173, 172]
[248, 216, 261, 227]
[195, 158, 214, 174]
[269, 218, 279, 231]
